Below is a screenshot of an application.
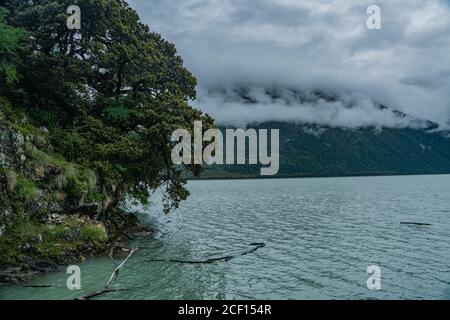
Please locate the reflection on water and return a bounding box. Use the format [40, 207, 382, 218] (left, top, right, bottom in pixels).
[1, 175, 450, 300]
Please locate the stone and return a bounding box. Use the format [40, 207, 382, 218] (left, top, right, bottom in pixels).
[21, 243, 32, 252]
[47, 213, 66, 225]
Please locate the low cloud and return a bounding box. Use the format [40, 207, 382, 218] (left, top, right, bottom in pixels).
[194, 86, 429, 128]
[128, 0, 450, 128]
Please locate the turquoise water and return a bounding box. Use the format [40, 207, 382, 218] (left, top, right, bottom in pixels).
[1, 175, 450, 300]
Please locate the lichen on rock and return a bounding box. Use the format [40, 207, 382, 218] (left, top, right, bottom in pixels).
[0, 105, 145, 284]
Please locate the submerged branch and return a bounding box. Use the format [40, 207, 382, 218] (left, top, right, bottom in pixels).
[75, 288, 130, 300]
[24, 243, 266, 300]
[145, 243, 266, 264]
[23, 285, 54, 288]
[400, 222, 432, 226]
[75, 247, 138, 300]
[105, 247, 138, 289]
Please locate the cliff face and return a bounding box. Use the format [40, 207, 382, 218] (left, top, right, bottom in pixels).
[0, 106, 104, 223]
[0, 104, 135, 284]
[0, 0, 201, 285]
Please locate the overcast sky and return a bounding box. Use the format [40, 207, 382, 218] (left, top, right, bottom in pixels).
[127, 0, 450, 128]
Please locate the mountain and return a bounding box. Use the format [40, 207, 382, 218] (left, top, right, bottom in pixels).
[199, 123, 450, 179]
[197, 88, 450, 179]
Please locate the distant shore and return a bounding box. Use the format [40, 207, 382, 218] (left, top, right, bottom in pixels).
[189, 171, 450, 181]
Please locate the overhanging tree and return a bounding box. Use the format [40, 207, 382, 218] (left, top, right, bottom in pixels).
[0, 7, 25, 90]
[1, 0, 213, 214]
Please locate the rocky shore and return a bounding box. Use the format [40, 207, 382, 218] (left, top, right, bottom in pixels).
[0, 211, 151, 284]
[0, 105, 150, 284]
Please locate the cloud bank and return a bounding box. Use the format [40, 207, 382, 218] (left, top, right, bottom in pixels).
[128, 0, 450, 128]
[196, 87, 432, 128]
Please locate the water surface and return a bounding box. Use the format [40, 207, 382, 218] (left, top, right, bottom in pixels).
[1, 175, 450, 300]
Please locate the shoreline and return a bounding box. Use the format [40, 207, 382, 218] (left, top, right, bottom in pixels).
[190, 171, 450, 182]
[2, 172, 449, 285]
[0, 213, 151, 285]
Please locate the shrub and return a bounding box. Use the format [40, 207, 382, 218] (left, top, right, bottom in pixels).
[13, 174, 38, 201]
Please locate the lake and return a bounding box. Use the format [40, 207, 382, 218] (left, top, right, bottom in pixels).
[1, 175, 450, 300]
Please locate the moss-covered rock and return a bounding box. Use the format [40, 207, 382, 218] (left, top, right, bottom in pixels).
[1, 90, 148, 285]
[0, 214, 108, 283]
[0, 106, 113, 283]
[0, 103, 114, 221]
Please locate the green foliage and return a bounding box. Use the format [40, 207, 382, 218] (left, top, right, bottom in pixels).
[104, 98, 136, 123]
[0, 214, 38, 265]
[64, 166, 97, 199]
[0, 7, 26, 88]
[4, 169, 17, 193]
[54, 129, 88, 162]
[25, 142, 53, 167]
[1, 0, 213, 213]
[201, 122, 450, 179]
[5, 214, 37, 240]
[0, 215, 108, 266]
[13, 173, 38, 201]
[79, 223, 108, 244]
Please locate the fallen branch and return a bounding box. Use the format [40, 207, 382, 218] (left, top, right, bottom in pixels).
[400, 222, 432, 226]
[105, 247, 138, 289]
[147, 256, 234, 264]
[75, 247, 138, 300]
[242, 243, 266, 256]
[75, 282, 155, 300]
[145, 243, 266, 265]
[23, 285, 54, 288]
[75, 288, 130, 300]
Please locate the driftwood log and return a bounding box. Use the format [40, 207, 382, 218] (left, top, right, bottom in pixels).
[76, 247, 138, 300]
[105, 248, 138, 288]
[26, 243, 266, 300]
[400, 222, 432, 226]
[145, 243, 266, 264]
[75, 288, 130, 300]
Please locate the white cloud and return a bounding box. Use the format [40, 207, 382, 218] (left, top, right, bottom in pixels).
[128, 0, 450, 128]
[194, 87, 429, 128]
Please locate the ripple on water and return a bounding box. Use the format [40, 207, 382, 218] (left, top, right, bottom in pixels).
[1, 175, 450, 300]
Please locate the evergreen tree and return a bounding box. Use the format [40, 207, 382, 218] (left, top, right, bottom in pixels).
[1, 0, 213, 213]
[0, 7, 25, 89]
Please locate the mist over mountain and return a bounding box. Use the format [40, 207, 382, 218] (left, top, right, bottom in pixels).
[126, 0, 450, 178]
[193, 86, 438, 129]
[129, 0, 450, 129]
